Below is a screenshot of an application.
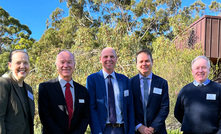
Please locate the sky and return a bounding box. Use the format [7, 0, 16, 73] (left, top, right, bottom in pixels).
[0, 0, 218, 41]
[0, 0, 69, 41]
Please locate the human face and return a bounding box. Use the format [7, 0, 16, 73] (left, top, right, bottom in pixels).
[100, 47, 117, 74]
[8, 52, 30, 83]
[56, 51, 75, 81]
[192, 58, 210, 83]
[136, 52, 153, 77]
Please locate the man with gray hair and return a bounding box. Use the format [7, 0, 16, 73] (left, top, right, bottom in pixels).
[38, 50, 89, 134]
[174, 55, 221, 134]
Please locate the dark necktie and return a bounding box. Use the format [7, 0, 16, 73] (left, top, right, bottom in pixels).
[65, 82, 73, 130]
[142, 77, 149, 126]
[107, 75, 117, 124]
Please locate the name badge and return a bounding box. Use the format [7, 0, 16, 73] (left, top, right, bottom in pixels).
[206, 94, 216, 100]
[124, 90, 129, 97]
[28, 91, 34, 100]
[79, 99, 85, 103]
[153, 87, 162, 95]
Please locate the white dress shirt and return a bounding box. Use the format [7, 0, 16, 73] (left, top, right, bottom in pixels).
[102, 70, 124, 124]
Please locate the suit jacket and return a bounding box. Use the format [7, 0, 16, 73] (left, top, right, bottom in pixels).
[130, 73, 169, 134]
[0, 74, 35, 134]
[38, 78, 89, 134]
[86, 70, 135, 134]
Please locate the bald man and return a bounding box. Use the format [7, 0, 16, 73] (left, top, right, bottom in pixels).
[86, 47, 135, 134]
[38, 50, 89, 134]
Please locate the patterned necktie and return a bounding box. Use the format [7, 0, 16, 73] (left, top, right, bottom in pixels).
[107, 75, 117, 124]
[65, 82, 73, 130]
[142, 77, 149, 126]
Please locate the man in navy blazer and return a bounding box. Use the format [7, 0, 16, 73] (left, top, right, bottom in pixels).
[38, 50, 89, 134]
[130, 49, 169, 134]
[86, 47, 135, 134]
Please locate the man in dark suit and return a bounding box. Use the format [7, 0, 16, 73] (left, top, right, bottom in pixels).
[130, 49, 169, 134]
[38, 50, 89, 134]
[86, 47, 135, 134]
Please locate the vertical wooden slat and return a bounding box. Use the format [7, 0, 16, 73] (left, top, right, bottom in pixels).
[218, 19, 220, 58]
[205, 17, 211, 57]
[202, 16, 206, 55]
[211, 18, 218, 58]
[209, 17, 212, 58]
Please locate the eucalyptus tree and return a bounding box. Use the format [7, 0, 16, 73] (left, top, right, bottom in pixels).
[0, 6, 34, 52]
[0, 6, 35, 76]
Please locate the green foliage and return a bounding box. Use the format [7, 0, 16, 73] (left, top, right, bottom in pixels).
[209, 1, 221, 12]
[152, 36, 204, 129]
[168, 129, 182, 134]
[0, 52, 10, 76]
[0, 6, 34, 52]
[0, 6, 35, 76]
[1, 0, 221, 133]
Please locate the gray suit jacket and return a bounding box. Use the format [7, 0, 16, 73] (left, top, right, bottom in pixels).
[0, 74, 35, 134]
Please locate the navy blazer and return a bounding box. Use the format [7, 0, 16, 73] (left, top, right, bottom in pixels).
[130, 74, 169, 134]
[38, 78, 89, 134]
[86, 70, 135, 134]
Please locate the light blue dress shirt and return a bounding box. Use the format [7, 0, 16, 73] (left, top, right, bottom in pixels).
[136, 72, 153, 130]
[193, 79, 210, 86]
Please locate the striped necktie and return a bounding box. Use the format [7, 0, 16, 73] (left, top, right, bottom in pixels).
[65, 82, 73, 130]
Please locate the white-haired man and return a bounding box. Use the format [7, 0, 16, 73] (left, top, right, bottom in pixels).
[174, 55, 221, 134]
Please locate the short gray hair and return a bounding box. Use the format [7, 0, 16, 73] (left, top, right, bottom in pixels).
[191, 55, 210, 69]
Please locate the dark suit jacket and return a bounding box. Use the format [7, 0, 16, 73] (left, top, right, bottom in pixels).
[0, 74, 35, 134]
[130, 73, 169, 134]
[38, 78, 89, 134]
[86, 70, 135, 134]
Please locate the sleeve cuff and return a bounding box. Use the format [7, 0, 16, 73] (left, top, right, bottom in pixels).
[135, 123, 142, 131]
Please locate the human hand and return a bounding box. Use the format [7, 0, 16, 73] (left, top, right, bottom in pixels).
[146, 127, 154, 134]
[138, 125, 149, 134]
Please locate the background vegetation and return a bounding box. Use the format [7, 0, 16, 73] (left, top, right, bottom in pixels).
[1, 0, 221, 133]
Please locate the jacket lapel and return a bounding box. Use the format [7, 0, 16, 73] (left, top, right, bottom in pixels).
[24, 83, 35, 120]
[98, 70, 108, 108]
[52, 78, 67, 116]
[10, 78, 28, 117]
[147, 73, 155, 105]
[73, 81, 79, 112]
[135, 75, 143, 104]
[53, 78, 66, 103]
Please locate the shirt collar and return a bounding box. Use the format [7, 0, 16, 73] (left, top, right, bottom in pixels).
[193, 79, 210, 86]
[102, 70, 116, 79]
[58, 76, 74, 88]
[139, 72, 152, 80]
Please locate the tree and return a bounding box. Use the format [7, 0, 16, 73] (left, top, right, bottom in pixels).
[0, 7, 34, 53]
[0, 7, 35, 76]
[15, 0, 221, 132]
